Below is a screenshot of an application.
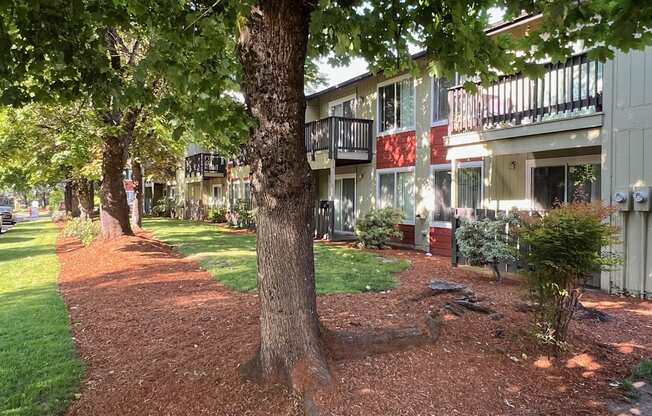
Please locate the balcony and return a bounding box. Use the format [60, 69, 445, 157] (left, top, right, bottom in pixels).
[305, 116, 373, 162]
[448, 53, 603, 135]
[185, 153, 227, 179]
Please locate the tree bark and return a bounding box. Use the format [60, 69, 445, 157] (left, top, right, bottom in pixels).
[131, 159, 143, 228]
[238, 0, 329, 392]
[99, 108, 138, 239]
[66, 181, 81, 218]
[74, 177, 95, 220]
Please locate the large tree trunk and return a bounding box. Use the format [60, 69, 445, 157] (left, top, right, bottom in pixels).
[238, 0, 329, 394]
[99, 109, 138, 239]
[131, 159, 143, 228]
[74, 178, 95, 220]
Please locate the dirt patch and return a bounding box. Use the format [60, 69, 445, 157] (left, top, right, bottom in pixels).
[57, 232, 651, 415]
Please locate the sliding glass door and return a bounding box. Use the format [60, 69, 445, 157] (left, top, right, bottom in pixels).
[530, 161, 601, 210]
[334, 177, 356, 233]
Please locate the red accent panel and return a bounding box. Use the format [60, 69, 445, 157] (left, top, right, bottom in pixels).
[430, 125, 449, 164]
[392, 224, 415, 246]
[429, 227, 452, 257]
[430, 125, 482, 165]
[376, 131, 416, 169]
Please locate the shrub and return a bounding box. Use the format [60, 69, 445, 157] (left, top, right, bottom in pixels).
[152, 197, 174, 217]
[228, 200, 254, 229]
[519, 203, 620, 347]
[63, 218, 100, 246]
[209, 207, 228, 223]
[51, 211, 68, 223]
[455, 212, 520, 281]
[48, 189, 64, 213]
[356, 208, 403, 249]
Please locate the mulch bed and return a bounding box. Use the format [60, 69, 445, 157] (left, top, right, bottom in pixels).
[56, 230, 651, 416]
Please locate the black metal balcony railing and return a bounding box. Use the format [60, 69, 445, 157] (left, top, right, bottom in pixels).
[304, 116, 373, 160]
[448, 52, 604, 135]
[185, 153, 227, 178]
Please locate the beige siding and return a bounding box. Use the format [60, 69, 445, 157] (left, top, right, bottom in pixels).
[603, 46, 652, 298]
[487, 154, 527, 205]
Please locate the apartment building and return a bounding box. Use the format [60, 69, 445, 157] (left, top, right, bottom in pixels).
[179, 17, 652, 299]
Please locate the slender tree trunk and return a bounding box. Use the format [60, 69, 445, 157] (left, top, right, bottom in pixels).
[238, 0, 329, 393]
[67, 182, 81, 218]
[131, 160, 143, 228]
[64, 181, 74, 215]
[99, 108, 138, 238]
[75, 178, 94, 220]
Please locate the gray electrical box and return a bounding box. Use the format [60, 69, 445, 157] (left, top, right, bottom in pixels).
[614, 188, 632, 211]
[633, 186, 652, 211]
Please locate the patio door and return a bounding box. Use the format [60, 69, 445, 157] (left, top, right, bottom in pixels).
[334, 177, 356, 233]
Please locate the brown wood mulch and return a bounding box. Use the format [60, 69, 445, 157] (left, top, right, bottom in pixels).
[56, 230, 652, 416]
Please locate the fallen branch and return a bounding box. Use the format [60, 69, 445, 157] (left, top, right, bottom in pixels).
[454, 300, 496, 314]
[444, 302, 466, 316]
[325, 313, 441, 360]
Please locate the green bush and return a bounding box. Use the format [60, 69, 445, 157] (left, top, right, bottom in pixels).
[152, 197, 174, 217]
[48, 189, 64, 213]
[455, 212, 520, 281]
[63, 218, 100, 246]
[228, 200, 254, 229]
[356, 208, 403, 249]
[519, 203, 620, 347]
[209, 207, 228, 223]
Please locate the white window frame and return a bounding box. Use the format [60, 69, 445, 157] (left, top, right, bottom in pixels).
[430, 77, 450, 127]
[375, 166, 416, 225]
[328, 94, 356, 118]
[377, 74, 416, 136]
[430, 163, 453, 228]
[211, 184, 223, 207]
[334, 173, 357, 233]
[456, 160, 484, 209]
[525, 155, 601, 209]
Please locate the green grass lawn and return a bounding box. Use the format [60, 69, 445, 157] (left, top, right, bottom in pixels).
[0, 220, 82, 416]
[145, 218, 409, 294]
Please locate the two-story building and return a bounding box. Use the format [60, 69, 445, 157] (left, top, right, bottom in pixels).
[179, 15, 652, 299]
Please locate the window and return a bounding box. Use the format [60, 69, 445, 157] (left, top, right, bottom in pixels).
[212, 185, 223, 207]
[457, 166, 482, 209]
[379, 77, 414, 132]
[244, 182, 252, 204]
[377, 170, 415, 222]
[432, 78, 454, 123]
[228, 182, 236, 208]
[530, 162, 601, 210]
[330, 97, 355, 118]
[432, 167, 452, 223]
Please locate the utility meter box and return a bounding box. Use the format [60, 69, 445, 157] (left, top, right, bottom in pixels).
[633, 186, 652, 211]
[613, 188, 632, 211]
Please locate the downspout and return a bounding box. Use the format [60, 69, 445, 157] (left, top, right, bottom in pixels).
[641, 211, 648, 299]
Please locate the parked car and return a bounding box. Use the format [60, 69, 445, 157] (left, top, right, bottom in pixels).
[0, 206, 16, 225]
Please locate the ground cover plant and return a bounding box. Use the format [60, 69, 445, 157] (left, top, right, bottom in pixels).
[0, 220, 83, 415]
[145, 217, 408, 293]
[63, 218, 100, 246]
